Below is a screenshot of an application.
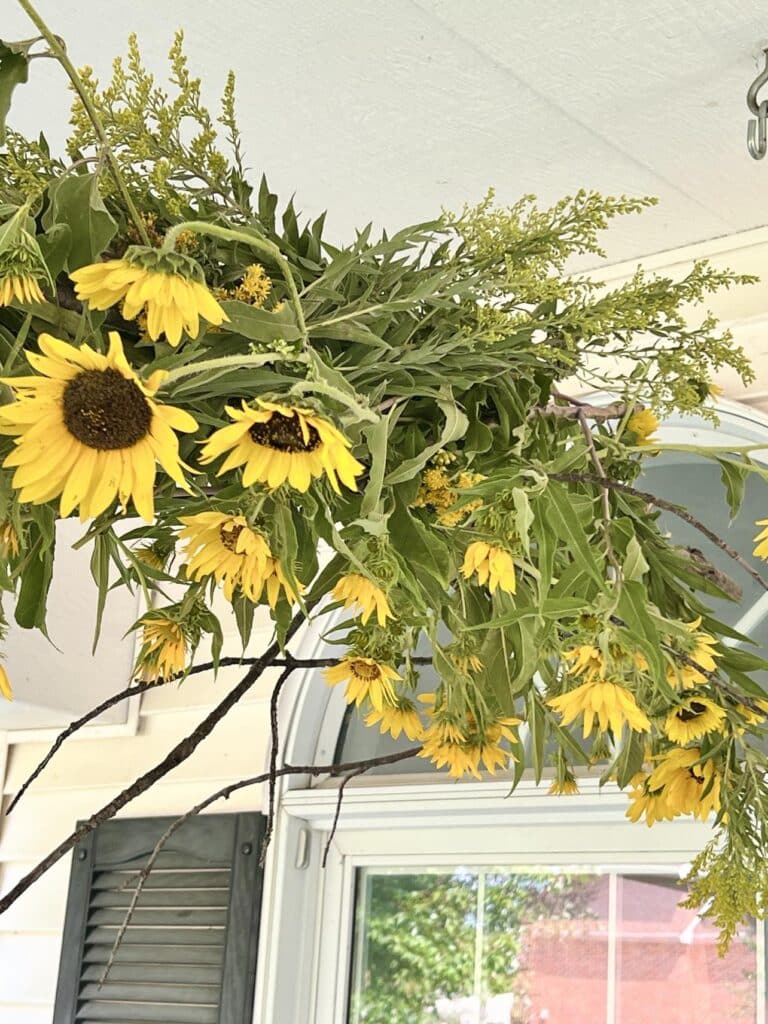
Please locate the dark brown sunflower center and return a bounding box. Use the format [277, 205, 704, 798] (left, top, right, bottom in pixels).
[248, 411, 320, 453]
[350, 659, 381, 681]
[219, 523, 244, 552]
[63, 369, 152, 450]
[676, 701, 707, 722]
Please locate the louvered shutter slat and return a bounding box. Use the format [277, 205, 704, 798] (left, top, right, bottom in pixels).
[53, 814, 265, 1024]
[76, 1000, 218, 1023]
[80, 964, 223, 985]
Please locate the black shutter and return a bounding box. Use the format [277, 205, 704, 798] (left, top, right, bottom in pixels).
[53, 813, 265, 1024]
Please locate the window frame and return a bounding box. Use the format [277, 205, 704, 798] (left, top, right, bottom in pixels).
[255, 400, 768, 1023]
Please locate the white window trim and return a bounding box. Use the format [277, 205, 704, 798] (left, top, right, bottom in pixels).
[254, 399, 768, 1023]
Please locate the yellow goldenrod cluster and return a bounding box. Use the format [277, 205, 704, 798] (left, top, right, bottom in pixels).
[412, 466, 483, 526]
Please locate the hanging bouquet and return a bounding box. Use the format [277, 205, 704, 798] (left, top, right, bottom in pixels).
[0, 2, 766, 946]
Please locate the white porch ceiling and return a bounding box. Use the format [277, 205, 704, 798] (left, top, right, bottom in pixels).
[4, 0, 768, 262]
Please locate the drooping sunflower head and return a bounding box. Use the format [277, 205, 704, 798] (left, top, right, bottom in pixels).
[418, 709, 520, 779]
[627, 408, 659, 445]
[547, 678, 651, 738]
[548, 772, 580, 797]
[648, 746, 721, 821]
[325, 655, 401, 711]
[754, 519, 768, 560]
[461, 540, 516, 595]
[0, 210, 49, 308]
[200, 400, 365, 494]
[70, 247, 228, 347]
[179, 510, 273, 602]
[365, 698, 424, 742]
[0, 332, 198, 522]
[664, 696, 727, 744]
[666, 617, 721, 688]
[332, 573, 393, 627]
[0, 520, 20, 559]
[625, 771, 676, 826]
[133, 614, 189, 682]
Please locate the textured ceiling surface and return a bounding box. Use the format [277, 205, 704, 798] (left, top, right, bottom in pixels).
[5, 0, 768, 261]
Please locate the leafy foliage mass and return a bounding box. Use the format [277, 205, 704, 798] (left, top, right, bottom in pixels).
[0, 29, 767, 946]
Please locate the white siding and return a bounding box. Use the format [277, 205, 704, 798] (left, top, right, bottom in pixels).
[0, 608, 283, 1023]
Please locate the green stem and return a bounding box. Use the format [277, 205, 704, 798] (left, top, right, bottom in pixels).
[159, 351, 306, 389]
[162, 221, 308, 348]
[16, 0, 151, 247]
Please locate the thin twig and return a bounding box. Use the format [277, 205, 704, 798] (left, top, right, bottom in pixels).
[551, 472, 768, 595]
[97, 745, 421, 982]
[259, 666, 294, 865]
[322, 765, 371, 867]
[575, 409, 622, 583]
[4, 679, 166, 816]
[533, 401, 628, 421]
[0, 610, 307, 916]
[5, 656, 433, 814]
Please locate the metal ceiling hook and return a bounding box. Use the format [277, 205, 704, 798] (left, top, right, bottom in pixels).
[747, 48, 768, 159]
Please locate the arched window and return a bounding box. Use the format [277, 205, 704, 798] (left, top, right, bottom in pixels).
[256, 401, 768, 1024]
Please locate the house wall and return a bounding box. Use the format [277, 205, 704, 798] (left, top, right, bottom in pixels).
[0, 607, 283, 1024]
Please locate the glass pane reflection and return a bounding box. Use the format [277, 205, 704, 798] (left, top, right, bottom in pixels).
[348, 868, 761, 1024]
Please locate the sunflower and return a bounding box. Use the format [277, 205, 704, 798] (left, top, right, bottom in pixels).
[70, 251, 228, 347]
[200, 400, 365, 494]
[548, 773, 580, 796]
[547, 678, 651, 737]
[325, 656, 401, 711]
[450, 652, 484, 675]
[647, 746, 721, 820]
[0, 664, 11, 700]
[0, 332, 197, 522]
[627, 408, 659, 445]
[461, 541, 516, 595]
[261, 556, 302, 609]
[133, 616, 187, 682]
[0, 521, 19, 558]
[332, 573, 392, 626]
[418, 713, 520, 779]
[625, 771, 677, 826]
[179, 511, 271, 601]
[0, 274, 44, 306]
[365, 698, 424, 741]
[562, 644, 605, 680]
[666, 617, 721, 688]
[664, 696, 727, 744]
[754, 519, 768, 560]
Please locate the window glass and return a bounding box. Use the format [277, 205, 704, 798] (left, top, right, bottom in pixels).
[348, 867, 761, 1024]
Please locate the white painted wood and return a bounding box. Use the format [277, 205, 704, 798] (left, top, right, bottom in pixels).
[3, 0, 768, 268]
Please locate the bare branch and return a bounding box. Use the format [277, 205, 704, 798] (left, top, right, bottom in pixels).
[322, 765, 371, 867]
[533, 401, 628, 421]
[4, 678, 166, 816]
[4, 655, 433, 815]
[96, 745, 422, 983]
[0, 610, 307, 916]
[551, 472, 768, 595]
[259, 665, 293, 865]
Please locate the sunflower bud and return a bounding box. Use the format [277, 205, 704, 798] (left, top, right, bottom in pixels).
[0, 206, 50, 307]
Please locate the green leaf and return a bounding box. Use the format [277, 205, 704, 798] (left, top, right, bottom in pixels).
[89, 532, 111, 653]
[390, 501, 451, 588]
[512, 488, 533, 557]
[0, 41, 30, 143]
[383, 397, 468, 485]
[231, 593, 255, 650]
[526, 690, 546, 783]
[545, 482, 606, 589]
[623, 533, 650, 582]
[37, 222, 72, 281]
[718, 457, 749, 520]
[219, 300, 302, 342]
[360, 404, 401, 518]
[15, 510, 55, 631]
[47, 173, 117, 270]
